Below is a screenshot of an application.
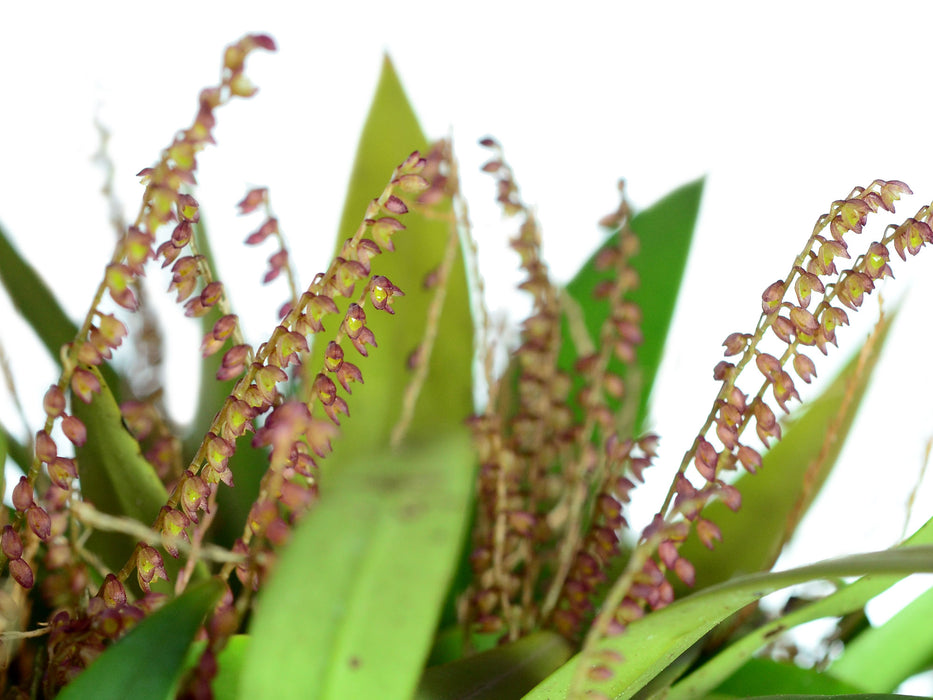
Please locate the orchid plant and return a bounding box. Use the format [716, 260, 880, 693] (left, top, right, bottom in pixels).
[1, 33, 932, 700]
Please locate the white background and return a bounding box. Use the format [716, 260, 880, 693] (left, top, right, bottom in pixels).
[2, 0, 933, 685]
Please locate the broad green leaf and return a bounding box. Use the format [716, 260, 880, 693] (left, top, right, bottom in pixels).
[240, 431, 476, 700]
[72, 369, 171, 573]
[828, 581, 933, 692]
[416, 631, 573, 700]
[558, 178, 704, 434]
[522, 546, 933, 700]
[669, 513, 933, 700]
[678, 309, 896, 591]
[57, 578, 224, 700]
[713, 658, 864, 697]
[306, 55, 473, 460]
[0, 221, 79, 357]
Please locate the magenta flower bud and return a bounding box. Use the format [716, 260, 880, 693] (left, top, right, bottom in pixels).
[62, 415, 87, 446]
[43, 385, 66, 418]
[12, 477, 33, 512]
[26, 505, 51, 540]
[8, 558, 34, 589]
[2, 526, 23, 559]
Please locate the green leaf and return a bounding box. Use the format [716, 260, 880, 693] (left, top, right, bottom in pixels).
[828, 581, 933, 692]
[0, 220, 79, 357]
[72, 369, 171, 572]
[522, 546, 933, 700]
[240, 431, 476, 700]
[183, 634, 250, 700]
[416, 631, 573, 700]
[306, 55, 473, 460]
[558, 178, 704, 434]
[0, 221, 122, 397]
[678, 309, 897, 591]
[57, 578, 224, 700]
[0, 422, 28, 473]
[714, 658, 864, 697]
[668, 513, 933, 700]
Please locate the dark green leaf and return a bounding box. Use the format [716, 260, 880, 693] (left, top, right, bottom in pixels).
[714, 658, 864, 697]
[57, 578, 224, 700]
[416, 631, 573, 700]
[240, 431, 476, 700]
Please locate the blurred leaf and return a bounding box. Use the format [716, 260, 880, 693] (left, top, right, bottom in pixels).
[57, 578, 224, 700]
[416, 631, 573, 700]
[0, 220, 79, 357]
[306, 54, 473, 461]
[714, 658, 864, 697]
[183, 634, 249, 700]
[0, 222, 122, 397]
[828, 581, 933, 692]
[558, 178, 704, 434]
[523, 546, 933, 700]
[241, 431, 475, 700]
[679, 309, 896, 591]
[72, 369, 171, 573]
[0, 422, 28, 473]
[669, 513, 933, 699]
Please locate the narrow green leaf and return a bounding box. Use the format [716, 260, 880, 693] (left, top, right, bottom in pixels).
[522, 546, 933, 700]
[306, 55, 473, 460]
[57, 578, 224, 700]
[0, 221, 79, 357]
[72, 370, 171, 571]
[416, 631, 573, 700]
[679, 309, 897, 591]
[669, 513, 933, 700]
[828, 581, 933, 692]
[558, 178, 704, 434]
[240, 431, 476, 700]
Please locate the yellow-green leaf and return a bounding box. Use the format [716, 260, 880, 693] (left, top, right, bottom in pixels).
[523, 546, 933, 700]
[306, 55, 473, 460]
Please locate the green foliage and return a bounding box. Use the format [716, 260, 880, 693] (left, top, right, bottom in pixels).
[0, 32, 932, 700]
[57, 579, 224, 700]
[240, 432, 475, 700]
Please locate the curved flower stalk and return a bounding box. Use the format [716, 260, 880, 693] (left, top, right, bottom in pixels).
[568, 178, 929, 696]
[0, 35, 278, 691]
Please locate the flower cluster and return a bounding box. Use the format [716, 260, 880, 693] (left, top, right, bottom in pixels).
[570, 179, 926, 693]
[461, 148, 653, 644]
